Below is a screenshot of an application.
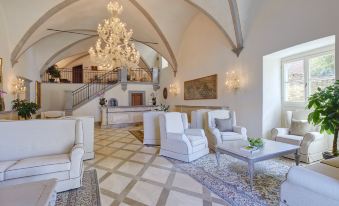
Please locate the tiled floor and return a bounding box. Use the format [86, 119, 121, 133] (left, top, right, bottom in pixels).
[84, 126, 228, 206]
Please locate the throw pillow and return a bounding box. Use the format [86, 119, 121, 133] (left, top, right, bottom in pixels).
[289, 119, 311, 136]
[215, 118, 233, 132]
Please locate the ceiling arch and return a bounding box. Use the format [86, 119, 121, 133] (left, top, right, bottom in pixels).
[5, 0, 252, 75]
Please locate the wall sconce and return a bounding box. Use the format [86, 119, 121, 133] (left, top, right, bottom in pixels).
[169, 84, 178, 96]
[12, 77, 26, 97]
[225, 71, 240, 90]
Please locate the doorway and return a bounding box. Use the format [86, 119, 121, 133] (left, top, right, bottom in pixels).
[72, 65, 83, 83]
[129, 91, 145, 106]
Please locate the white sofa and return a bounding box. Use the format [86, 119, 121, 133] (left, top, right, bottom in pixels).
[62, 116, 95, 160]
[205, 110, 247, 150]
[143, 111, 164, 145]
[0, 119, 84, 192]
[41, 111, 65, 119]
[271, 110, 328, 163]
[281, 157, 339, 206]
[159, 112, 209, 162]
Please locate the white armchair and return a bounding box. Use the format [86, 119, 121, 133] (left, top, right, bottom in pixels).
[159, 112, 209, 162]
[205, 110, 247, 150]
[271, 110, 328, 163]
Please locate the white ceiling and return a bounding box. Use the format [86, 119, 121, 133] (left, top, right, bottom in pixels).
[0, 0, 259, 74]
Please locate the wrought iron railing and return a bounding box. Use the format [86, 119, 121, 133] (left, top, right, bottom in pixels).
[42, 69, 111, 84]
[43, 68, 152, 83]
[72, 70, 119, 107]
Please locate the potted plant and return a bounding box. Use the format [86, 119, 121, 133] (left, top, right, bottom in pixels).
[307, 80, 339, 158]
[47, 65, 61, 83]
[99, 97, 107, 107]
[12, 99, 40, 120]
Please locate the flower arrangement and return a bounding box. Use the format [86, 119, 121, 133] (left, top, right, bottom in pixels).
[155, 104, 170, 112]
[246, 137, 264, 149]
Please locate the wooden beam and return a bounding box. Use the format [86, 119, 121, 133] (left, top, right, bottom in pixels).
[228, 0, 244, 56]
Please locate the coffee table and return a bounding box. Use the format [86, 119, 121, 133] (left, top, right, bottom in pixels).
[215, 139, 300, 189]
[0, 179, 57, 206]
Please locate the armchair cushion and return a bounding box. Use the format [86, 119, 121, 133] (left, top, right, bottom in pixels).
[276, 134, 303, 146]
[186, 135, 207, 146]
[290, 119, 311, 136]
[5, 154, 71, 180]
[185, 129, 205, 137]
[215, 118, 233, 132]
[220, 132, 243, 141]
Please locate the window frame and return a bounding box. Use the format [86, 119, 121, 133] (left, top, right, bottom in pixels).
[281, 45, 335, 107]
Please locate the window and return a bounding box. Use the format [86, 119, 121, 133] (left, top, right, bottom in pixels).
[282, 46, 335, 104]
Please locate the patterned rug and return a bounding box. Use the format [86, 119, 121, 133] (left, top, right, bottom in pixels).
[56, 170, 101, 206]
[168, 154, 296, 206]
[129, 130, 144, 143]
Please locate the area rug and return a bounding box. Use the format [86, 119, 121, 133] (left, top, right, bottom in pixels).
[168, 154, 297, 206]
[129, 130, 144, 143]
[56, 170, 101, 206]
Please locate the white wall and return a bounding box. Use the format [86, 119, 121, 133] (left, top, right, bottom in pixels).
[73, 83, 156, 122]
[42, 83, 155, 122]
[41, 83, 84, 111]
[262, 55, 282, 138]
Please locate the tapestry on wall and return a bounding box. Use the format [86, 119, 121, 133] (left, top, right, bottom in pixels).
[184, 74, 217, 100]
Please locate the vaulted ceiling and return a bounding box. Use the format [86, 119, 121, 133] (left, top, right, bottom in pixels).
[0, 0, 260, 75]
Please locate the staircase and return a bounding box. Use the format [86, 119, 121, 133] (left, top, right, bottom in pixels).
[72, 70, 119, 109]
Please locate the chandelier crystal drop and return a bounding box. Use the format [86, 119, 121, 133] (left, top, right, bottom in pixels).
[89, 1, 140, 70]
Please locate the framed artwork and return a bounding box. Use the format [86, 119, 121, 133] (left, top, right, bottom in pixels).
[0, 58, 2, 84]
[184, 74, 217, 100]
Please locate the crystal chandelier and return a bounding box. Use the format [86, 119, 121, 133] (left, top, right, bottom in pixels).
[89, 1, 140, 70]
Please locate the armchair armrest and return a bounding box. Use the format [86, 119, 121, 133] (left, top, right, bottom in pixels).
[271, 128, 289, 140]
[303, 132, 324, 142]
[233, 126, 247, 138]
[185, 129, 205, 137]
[166, 132, 192, 153]
[208, 127, 222, 145]
[70, 144, 84, 178]
[286, 166, 339, 201]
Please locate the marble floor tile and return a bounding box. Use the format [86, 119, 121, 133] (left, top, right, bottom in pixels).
[127, 181, 163, 206]
[117, 161, 144, 176]
[152, 157, 173, 168]
[142, 166, 171, 184]
[130, 153, 152, 163]
[172, 172, 203, 194]
[97, 157, 123, 170]
[100, 173, 132, 194]
[112, 149, 134, 159]
[166, 191, 203, 206]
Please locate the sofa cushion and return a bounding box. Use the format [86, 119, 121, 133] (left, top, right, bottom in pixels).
[0, 161, 17, 181]
[220, 132, 243, 141]
[215, 118, 233, 132]
[187, 135, 206, 146]
[321, 157, 339, 168]
[276, 135, 303, 146]
[307, 162, 339, 180]
[289, 119, 311, 136]
[5, 154, 71, 180]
